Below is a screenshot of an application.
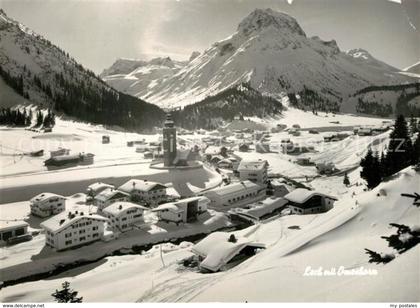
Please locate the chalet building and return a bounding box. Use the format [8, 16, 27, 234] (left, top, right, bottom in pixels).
[44, 153, 94, 168]
[30, 192, 66, 218]
[86, 182, 114, 198]
[118, 179, 167, 205]
[217, 157, 240, 170]
[49, 147, 70, 158]
[94, 188, 129, 211]
[203, 181, 266, 209]
[296, 157, 314, 166]
[284, 188, 337, 215]
[40, 211, 108, 251]
[102, 202, 148, 232]
[152, 196, 210, 224]
[268, 180, 290, 197]
[316, 162, 336, 174]
[237, 160, 268, 185]
[0, 221, 29, 243]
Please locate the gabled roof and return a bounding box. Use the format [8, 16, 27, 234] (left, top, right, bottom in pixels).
[40, 211, 108, 233]
[152, 203, 184, 213]
[102, 202, 148, 217]
[205, 181, 261, 197]
[192, 232, 265, 272]
[87, 182, 114, 193]
[30, 192, 64, 203]
[238, 160, 268, 172]
[118, 179, 167, 193]
[284, 188, 337, 204]
[94, 188, 129, 202]
[152, 196, 209, 213]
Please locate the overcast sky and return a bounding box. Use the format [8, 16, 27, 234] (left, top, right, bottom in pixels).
[1, 0, 418, 73]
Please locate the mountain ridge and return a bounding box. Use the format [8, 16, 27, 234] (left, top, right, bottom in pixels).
[101, 8, 415, 112]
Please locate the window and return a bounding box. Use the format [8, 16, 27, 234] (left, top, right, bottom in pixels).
[121, 217, 127, 221]
[92, 226, 98, 231]
[79, 236, 86, 241]
[65, 233, 72, 238]
[65, 240, 72, 245]
[79, 229, 86, 234]
[92, 233, 99, 238]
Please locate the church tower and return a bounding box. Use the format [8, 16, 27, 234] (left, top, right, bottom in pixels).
[163, 112, 177, 167]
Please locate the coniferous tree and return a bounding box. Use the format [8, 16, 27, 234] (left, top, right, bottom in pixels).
[384, 115, 413, 176]
[360, 148, 383, 189]
[51, 281, 83, 303]
[412, 134, 420, 165]
[35, 110, 43, 127]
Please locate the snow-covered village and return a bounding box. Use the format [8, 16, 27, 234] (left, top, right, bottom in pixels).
[0, 0, 419, 306]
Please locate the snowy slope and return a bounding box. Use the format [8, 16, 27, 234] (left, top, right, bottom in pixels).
[0, 9, 164, 130]
[102, 9, 414, 110]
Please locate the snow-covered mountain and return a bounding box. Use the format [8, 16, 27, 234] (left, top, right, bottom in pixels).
[102, 8, 415, 111]
[100, 57, 187, 99]
[0, 9, 164, 130]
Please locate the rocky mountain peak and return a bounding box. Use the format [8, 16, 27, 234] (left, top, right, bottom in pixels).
[237, 8, 306, 37]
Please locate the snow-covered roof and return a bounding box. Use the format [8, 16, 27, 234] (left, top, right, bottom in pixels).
[284, 188, 337, 204]
[30, 192, 64, 203]
[152, 203, 184, 213]
[40, 211, 108, 233]
[152, 196, 209, 213]
[230, 197, 288, 218]
[238, 160, 268, 172]
[87, 182, 114, 193]
[118, 179, 167, 193]
[94, 188, 129, 202]
[102, 202, 148, 217]
[205, 181, 261, 197]
[192, 232, 265, 272]
[0, 220, 28, 232]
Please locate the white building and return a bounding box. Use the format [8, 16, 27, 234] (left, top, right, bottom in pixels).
[203, 181, 266, 209]
[118, 179, 167, 205]
[152, 196, 210, 224]
[102, 202, 148, 232]
[237, 160, 268, 185]
[284, 188, 337, 215]
[0, 221, 29, 243]
[30, 192, 66, 218]
[40, 211, 108, 251]
[94, 188, 129, 211]
[86, 182, 114, 198]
